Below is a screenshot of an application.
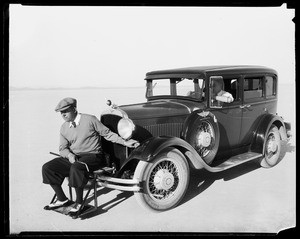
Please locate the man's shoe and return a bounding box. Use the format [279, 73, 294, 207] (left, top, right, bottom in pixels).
[44, 199, 70, 210]
[68, 203, 83, 219]
[69, 203, 82, 213]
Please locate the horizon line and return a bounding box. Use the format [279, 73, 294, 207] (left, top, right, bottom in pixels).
[9, 85, 145, 91]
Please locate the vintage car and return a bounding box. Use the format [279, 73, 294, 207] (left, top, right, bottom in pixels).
[98, 65, 291, 212]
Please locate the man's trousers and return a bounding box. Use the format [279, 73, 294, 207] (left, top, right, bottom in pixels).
[42, 153, 105, 188]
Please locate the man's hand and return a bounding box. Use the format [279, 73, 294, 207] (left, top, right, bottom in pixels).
[67, 153, 77, 164]
[124, 139, 140, 148]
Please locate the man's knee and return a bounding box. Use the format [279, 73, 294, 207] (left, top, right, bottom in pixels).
[42, 161, 52, 174]
[42, 162, 58, 184]
[42, 157, 67, 177]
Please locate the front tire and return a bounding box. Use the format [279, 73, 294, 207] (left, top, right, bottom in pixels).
[260, 125, 281, 168]
[134, 147, 190, 212]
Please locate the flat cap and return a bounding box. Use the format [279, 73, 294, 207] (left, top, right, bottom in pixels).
[55, 97, 77, 112]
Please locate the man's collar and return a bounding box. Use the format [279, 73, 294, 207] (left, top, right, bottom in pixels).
[69, 113, 81, 128]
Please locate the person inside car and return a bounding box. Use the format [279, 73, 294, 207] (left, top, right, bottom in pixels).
[211, 78, 234, 103]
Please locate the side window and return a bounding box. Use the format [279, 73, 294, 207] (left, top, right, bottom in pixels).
[209, 76, 236, 108]
[243, 77, 264, 100]
[265, 76, 276, 97]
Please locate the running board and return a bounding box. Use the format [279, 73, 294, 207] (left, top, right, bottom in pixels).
[207, 152, 263, 172]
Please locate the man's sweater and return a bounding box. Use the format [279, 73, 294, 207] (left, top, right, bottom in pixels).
[59, 113, 124, 157]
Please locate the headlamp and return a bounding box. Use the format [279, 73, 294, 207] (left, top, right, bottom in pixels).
[117, 118, 135, 140]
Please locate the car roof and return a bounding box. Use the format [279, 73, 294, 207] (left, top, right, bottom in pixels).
[145, 65, 277, 80]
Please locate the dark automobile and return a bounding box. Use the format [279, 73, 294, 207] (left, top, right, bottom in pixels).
[98, 65, 291, 211]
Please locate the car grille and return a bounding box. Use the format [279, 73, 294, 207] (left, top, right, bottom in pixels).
[143, 123, 183, 137]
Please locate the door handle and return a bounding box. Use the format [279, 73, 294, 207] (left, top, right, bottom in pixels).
[240, 104, 251, 109]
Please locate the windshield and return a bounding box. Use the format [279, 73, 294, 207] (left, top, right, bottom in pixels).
[146, 78, 205, 100]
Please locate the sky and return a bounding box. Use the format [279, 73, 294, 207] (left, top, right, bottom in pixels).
[9, 4, 295, 89]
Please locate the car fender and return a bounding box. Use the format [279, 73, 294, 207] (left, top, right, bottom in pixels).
[251, 113, 287, 154]
[125, 136, 210, 171]
[181, 110, 218, 140]
[181, 110, 220, 165]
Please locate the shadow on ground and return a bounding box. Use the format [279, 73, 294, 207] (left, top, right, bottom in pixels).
[79, 141, 295, 219]
[79, 187, 133, 220]
[180, 140, 295, 206]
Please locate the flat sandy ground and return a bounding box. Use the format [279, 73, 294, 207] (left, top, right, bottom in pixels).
[8, 84, 295, 234]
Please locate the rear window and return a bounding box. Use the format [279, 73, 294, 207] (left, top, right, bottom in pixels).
[265, 76, 276, 97]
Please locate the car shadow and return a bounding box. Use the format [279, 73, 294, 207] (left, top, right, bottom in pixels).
[79, 187, 133, 220]
[180, 140, 295, 206]
[78, 141, 295, 218]
[181, 160, 261, 206]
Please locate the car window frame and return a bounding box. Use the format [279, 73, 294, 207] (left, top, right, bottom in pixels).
[145, 78, 205, 102]
[207, 74, 243, 109]
[264, 74, 277, 99]
[242, 74, 266, 104]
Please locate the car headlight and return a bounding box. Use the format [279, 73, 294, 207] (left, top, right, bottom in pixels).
[117, 118, 135, 140]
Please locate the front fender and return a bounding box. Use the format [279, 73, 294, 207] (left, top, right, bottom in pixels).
[126, 136, 209, 170]
[181, 110, 218, 140]
[251, 113, 287, 154]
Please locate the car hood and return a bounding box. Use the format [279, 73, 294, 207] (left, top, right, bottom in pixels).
[120, 100, 206, 120]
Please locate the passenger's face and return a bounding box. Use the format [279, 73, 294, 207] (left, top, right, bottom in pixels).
[212, 81, 222, 94]
[60, 107, 77, 122]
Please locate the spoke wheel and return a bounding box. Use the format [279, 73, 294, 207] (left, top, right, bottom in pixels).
[185, 114, 220, 165]
[195, 121, 216, 158]
[134, 147, 189, 211]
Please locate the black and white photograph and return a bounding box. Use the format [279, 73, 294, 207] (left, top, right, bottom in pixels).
[7, 3, 295, 235]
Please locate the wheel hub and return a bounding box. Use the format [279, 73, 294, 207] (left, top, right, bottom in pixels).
[267, 138, 278, 154]
[198, 132, 212, 148]
[153, 169, 175, 191]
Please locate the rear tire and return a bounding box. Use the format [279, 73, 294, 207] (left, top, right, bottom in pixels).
[260, 125, 281, 168]
[133, 147, 189, 212]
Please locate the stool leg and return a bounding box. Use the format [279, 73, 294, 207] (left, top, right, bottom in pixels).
[93, 178, 98, 209]
[72, 184, 93, 219]
[50, 194, 57, 204]
[72, 177, 100, 219]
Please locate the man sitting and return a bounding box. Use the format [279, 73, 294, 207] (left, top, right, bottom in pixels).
[42, 97, 139, 215]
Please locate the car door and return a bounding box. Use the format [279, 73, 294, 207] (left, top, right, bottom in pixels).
[239, 75, 266, 146]
[208, 75, 243, 151]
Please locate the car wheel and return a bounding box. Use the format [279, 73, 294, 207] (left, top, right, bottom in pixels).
[188, 118, 220, 165]
[133, 147, 190, 212]
[260, 125, 281, 168]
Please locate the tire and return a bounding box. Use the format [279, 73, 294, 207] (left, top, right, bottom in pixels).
[133, 147, 190, 212]
[260, 125, 281, 168]
[187, 117, 220, 165]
